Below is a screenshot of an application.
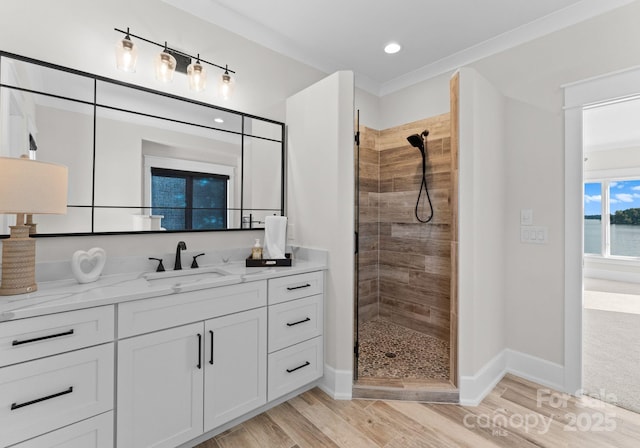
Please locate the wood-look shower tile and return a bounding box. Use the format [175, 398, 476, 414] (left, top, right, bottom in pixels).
[378, 265, 410, 284]
[425, 255, 451, 276]
[391, 172, 451, 193]
[379, 296, 431, 320]
[358, 250, 378, 267]
[359, 161, 379, 179]
[359, 221, 379, 235]
[358, 235, 378, 252]
[359, 126, 378, 150]
[359, 205, 379, 224]
[408, 272, 451, 299]
[359, 177, 379, 193]
[429, 307, 451, 328]
[378, 251, 426, 270]
[359, 146, 379, 165]
[442, 137, 451, 155]
[379, 281, 449, 310]
[379, 236, 451, 258]
[359, 304, 379, 323]
[391, 223, 451, 241]
[379, 178, 394, 193]
[358, 267, 379, 283]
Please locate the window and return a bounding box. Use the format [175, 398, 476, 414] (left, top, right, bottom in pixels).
[151, 168, 228, 230]
[584, 179, 640, 257]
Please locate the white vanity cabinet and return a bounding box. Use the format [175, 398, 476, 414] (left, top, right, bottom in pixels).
[0, 306, 115, 448]
[116, 281, 268, 448]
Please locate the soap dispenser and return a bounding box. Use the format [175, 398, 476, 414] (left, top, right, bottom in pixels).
[251, 238, 263, 260]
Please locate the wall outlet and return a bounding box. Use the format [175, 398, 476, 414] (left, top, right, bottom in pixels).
[520, 225, 548, 244]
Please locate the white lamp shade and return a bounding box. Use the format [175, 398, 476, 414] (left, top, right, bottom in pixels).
[115, 36, 138, 73]
[155, 51, 176, 83]
[218, 72, 235, 100]
[0, 157, 68, 214]
[187, 60, 207, 92]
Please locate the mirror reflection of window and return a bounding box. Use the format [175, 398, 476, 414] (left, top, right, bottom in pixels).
[151, 168, 228, 230]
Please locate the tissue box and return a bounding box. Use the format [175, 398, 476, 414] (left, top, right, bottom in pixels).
[245, 253, 292, 267]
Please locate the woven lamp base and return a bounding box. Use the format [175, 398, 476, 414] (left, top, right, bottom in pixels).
[0, 225, 37, 295]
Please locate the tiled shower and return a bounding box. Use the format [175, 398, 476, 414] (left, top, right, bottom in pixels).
[356, 113, 455, 385]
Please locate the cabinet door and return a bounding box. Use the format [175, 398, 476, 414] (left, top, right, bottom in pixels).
[117, 323, 204, 448]
[204, 307, 267, 430]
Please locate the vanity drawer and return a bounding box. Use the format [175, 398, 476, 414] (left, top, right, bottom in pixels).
[0, 306, 114, 367]
[0, 343, 114, 447]
[268, 271, 323, 305]
[118, 280, 267, 338]
[10, 411, 114, 448]
[268, 336, 323, 401]
[269, 294, 323, 353]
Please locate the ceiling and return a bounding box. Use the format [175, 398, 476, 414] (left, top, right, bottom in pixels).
[163, 0, 635, 96]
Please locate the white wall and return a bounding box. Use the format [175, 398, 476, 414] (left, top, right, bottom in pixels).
[457, 68, 507, 401]
[286, 71, 355, 399]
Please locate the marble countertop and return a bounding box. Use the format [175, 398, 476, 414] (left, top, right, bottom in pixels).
[0, 259, 326, 322]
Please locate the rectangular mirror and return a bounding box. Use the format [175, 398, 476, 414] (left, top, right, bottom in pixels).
[0, 52, 284, 235]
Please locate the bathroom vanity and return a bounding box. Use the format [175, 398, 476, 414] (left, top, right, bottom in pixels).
[0, 259, 325, 448]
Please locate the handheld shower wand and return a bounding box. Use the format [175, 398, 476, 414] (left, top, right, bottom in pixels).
[406, 130, 434, 223]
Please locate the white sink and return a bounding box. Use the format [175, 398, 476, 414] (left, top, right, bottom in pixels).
[142, 266, 240, 292]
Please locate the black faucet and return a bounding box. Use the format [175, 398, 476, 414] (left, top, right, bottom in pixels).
[174, 241, 187, 270]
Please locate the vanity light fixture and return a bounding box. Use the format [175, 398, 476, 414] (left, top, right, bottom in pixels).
[115, 27, 138, 72]
[219, 65, 235, 101]
[114, 27, 235, 98]
[155, 42, 177, 83]
[187, 54, 206, 91]
[0, 156, 68, 296]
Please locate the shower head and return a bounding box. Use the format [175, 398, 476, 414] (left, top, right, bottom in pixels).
[406, 130, 429, 154]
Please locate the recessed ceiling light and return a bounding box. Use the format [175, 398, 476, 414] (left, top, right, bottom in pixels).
[384, 42, 401, 54]
[214, 118, 224, 123]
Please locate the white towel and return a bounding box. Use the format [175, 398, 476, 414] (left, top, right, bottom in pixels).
[264, 216, 287, 259]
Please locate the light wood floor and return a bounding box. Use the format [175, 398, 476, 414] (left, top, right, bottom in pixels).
[196, 374, 640, 448]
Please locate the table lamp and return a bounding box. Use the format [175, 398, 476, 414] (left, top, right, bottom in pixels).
[0, 156, 68, 295]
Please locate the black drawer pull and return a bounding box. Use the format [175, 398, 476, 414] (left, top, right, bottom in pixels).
[11, 386, 73, 410]
[12, 329, 75, 346]
[209, 330, 214, 365]
[286, 283, 311, 291]
[286, 317, 311, 327]
[286, 361, 310, 373]
[197, 333, 202, 369]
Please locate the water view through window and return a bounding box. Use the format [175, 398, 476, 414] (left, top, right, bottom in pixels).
[584, 180, 640, 257]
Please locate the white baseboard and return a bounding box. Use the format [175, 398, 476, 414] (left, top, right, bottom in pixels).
[459, 349, 565, 406]
[505, 349, 565, 392]
[319, 364, 352, 400]
[459, 351, 507, 406]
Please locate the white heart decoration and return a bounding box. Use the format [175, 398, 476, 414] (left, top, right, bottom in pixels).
[71, 247, 107, 284]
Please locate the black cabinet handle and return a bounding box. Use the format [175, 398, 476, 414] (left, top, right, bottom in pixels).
[286, 283, 311, 291]
[209, 330, 214, 365]
[12, 329, 74, 346]
[11, 386, 73, 410]
[286, 317, 311, 327]
[197, 333, 202, 369]
[286, 361, 310, 373]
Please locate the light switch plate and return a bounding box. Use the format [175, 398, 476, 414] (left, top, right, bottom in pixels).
[521, 209, 533, 225]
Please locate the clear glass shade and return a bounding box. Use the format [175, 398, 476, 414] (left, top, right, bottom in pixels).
[115, 37, 138, 72]
[187, 60, 207, 91]
[155, 51, 176, 83]
[218, 72, 235, 100]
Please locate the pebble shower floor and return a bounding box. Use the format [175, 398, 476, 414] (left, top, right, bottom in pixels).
[357, 318, 450, 380]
